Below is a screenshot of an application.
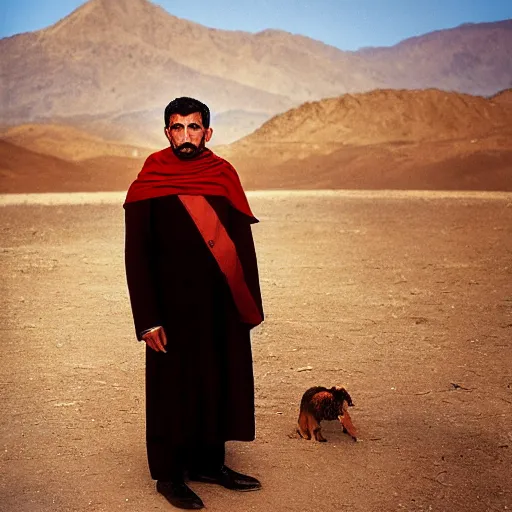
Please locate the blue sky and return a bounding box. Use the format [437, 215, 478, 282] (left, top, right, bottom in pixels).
[1, 0, 511, 50]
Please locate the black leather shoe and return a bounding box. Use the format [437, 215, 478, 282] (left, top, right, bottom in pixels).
[189, 465, 262, 492]
[156, 480, 205, 509]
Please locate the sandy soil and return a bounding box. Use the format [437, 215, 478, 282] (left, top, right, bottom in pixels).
[1, 191, 511, 512]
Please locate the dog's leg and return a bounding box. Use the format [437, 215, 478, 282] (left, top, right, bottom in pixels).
[338, 411, 357, 440]
[313, 426, 326, 442]
[308, 417, 326, 442]
[297, 412, 312, 440]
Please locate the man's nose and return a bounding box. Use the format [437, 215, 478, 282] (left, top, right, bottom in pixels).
[182, 128, 191, 142]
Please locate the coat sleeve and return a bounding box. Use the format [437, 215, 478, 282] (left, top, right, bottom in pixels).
[124, 199, 163, 340]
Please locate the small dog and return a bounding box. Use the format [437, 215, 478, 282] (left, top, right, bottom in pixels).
[297, 386, 357, 442]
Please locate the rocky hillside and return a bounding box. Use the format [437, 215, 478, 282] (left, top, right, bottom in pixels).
[219, 89, 512, 191]
[235, 89, 512, 147]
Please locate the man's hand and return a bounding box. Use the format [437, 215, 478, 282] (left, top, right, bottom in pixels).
[142, 326, 168, 353]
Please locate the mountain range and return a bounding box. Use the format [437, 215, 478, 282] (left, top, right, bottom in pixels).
[1, 0, 511, 145]
[1, 0, 511, 192]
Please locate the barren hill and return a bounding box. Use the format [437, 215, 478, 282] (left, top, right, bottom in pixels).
[219, 89, 512, 191]
[0, 140, 146, 193]
[0, 140, 80, 191]
[356, 22, 512, 95]
[491, 88, 512, 105]
[235, 89, 512, 147]
[1, 124, 156, 161]
[1, 0, 511, 145]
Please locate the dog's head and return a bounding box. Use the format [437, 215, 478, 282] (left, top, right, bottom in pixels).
[329, 386, 354, 409]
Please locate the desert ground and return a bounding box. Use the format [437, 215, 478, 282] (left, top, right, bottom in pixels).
[1, 190, 511, 512]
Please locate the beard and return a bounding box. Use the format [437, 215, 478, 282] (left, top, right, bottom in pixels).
[171, 136, 206, 160]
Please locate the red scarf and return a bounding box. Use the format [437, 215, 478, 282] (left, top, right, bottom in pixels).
[124, 147, 257, 222]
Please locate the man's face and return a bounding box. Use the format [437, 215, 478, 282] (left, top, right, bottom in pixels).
[164, 112, 213, 159]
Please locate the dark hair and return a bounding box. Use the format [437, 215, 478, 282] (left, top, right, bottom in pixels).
[164, 97, 211, 128]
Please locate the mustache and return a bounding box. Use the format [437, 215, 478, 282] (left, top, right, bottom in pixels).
[176, 142, 198, 151]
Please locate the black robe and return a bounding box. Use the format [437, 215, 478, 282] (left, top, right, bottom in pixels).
[124, 194, 263, 478]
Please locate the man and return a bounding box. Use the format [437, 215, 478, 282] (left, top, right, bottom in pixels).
[124, 97, 264, 510]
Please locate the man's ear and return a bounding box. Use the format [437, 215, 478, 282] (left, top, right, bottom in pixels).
[164, 127, 171, 142]
[205, 127, 213, 143]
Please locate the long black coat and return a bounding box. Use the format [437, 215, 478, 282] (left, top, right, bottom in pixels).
[124, 194, 263, 449]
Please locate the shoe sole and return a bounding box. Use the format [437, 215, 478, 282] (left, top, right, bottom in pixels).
[188, 476, 262, 492]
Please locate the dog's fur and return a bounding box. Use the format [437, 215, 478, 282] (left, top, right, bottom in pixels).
[297, 386, 356, 442]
